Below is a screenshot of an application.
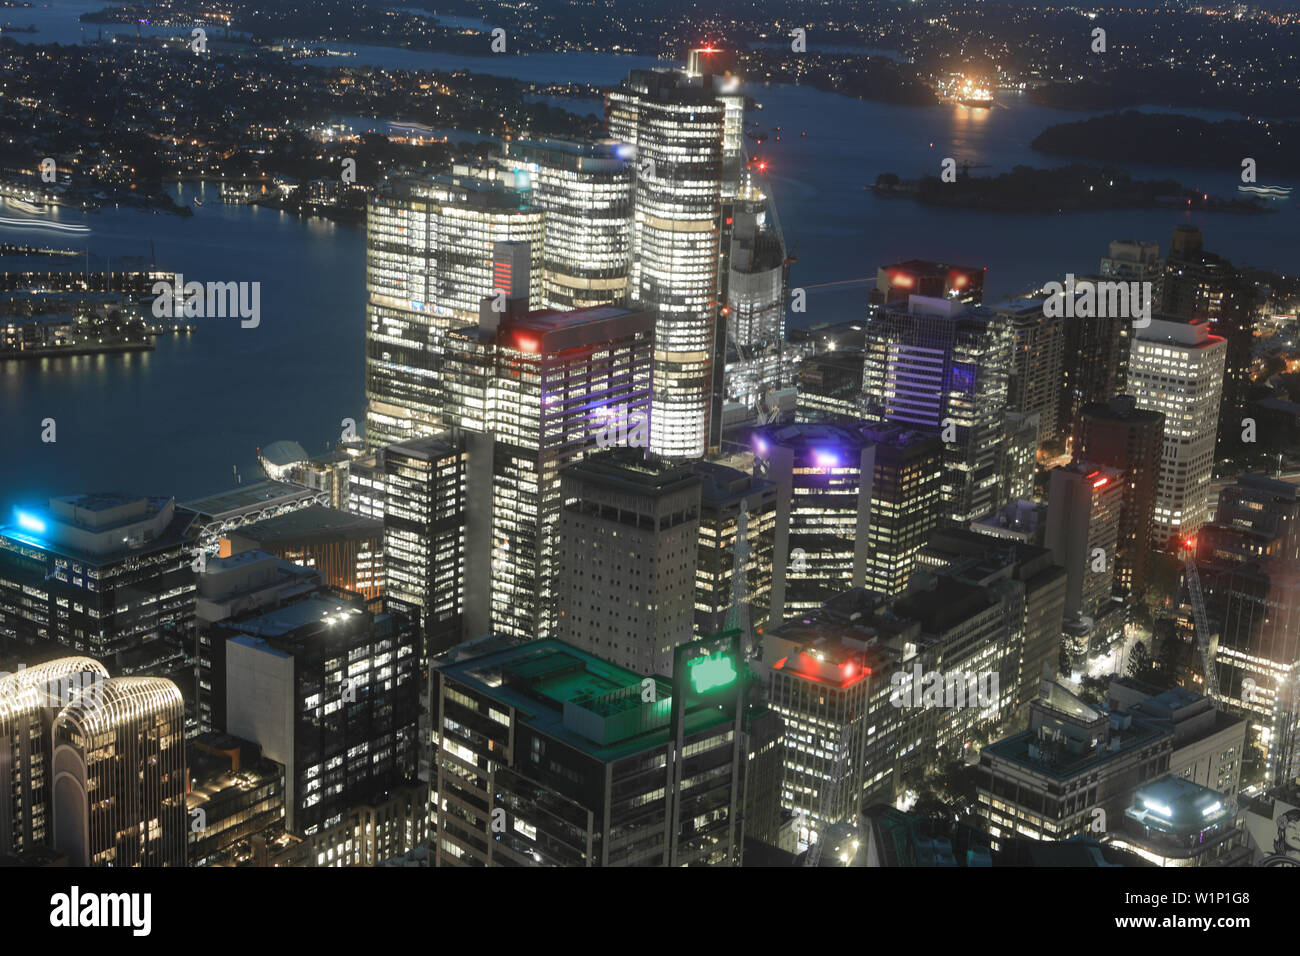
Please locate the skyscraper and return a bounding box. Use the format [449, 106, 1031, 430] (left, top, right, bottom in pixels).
[751, 423, 875, 625]
[193, 550, 322, 735]
[0, 657, 109, 857]
[1003, 411, 1040, 504]
[440, 245, 655, 639]
[724, 181, 787, 351]
[556, 450, 702, 676]
[1101, 239, 1162, 286]
[609, 68, 726, 458]
[364, 170, 544, 447]
[220, 591, 421, 837]
[380, 434, 469, 655]
[0, 494, 197, 665]
[1127, 317, 1226, 548]
[1045, 461, 1125, 620]
[1161, 226, 1258, 449]
[763, 622, 897, 847]
[796, 349, 866, 423]
[916, 529, 1067, 723]
[996, 298, 1063, 448]
[1197, 475, 1300, 783]
[855, 421, 944, 597]
[1077, 396, 1166, 597]
[431, 636, 746, 866]
[51, 676, 188, 866]
[871, 260, 985, 306]
[499, 138, 633, 311]
[692, 461, 778, 643]
[861, 295, 1011, 524]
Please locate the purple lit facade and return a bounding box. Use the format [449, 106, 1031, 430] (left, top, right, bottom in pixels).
[750, 424, 875, 625]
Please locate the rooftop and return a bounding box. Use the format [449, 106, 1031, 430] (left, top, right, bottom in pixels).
[563, 449, 700, 498]
[1126, 775, 1233, 831]
[183, 480, 318, 521]
[224, 593, 366, 640]
[437, 639, 733, 762]
[230, 506, 382, 546]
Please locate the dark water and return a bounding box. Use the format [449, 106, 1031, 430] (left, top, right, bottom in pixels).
[2, 2, 1298, 512]
[1, 190, 364, 511]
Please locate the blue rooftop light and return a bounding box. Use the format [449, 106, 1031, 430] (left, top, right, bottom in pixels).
[15, 510, 46, 535]
[813, 449, 841, 468]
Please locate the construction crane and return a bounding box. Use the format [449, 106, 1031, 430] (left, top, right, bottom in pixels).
[1179, 536, 1219, 700]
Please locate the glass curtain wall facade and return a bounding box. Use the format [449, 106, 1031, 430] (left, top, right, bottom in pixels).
[609, 70, 725, 459]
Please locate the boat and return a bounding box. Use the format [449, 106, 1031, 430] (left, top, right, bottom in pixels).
[192, 197, 204, 207]
[954, 80, 994, 108]
[6, 197, 46, 214]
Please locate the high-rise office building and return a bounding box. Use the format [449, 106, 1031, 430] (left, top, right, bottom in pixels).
[692, 461, 778, 643]
[763, 622, 899, 847]
[51, 676, 188, 866]
[861, 295, 1011, 524]
[220, 591, 421, 837]
[855, 422, 944, 597]
[996, 299, 1063, 448]
[872, 260, 985, 306]
[0, 494, 197, 664]
[1197, 475, 1300, 783]
[721, 172, 791, 423]
[890, 566, 1027, 749]
[1003, 411, 1039, 504]
[431, 635, 746, 866]
[750, 424, 875, 625]
[499, 138, 633, 311]
[916, 529, 1067, 723]
[609, 68, 726, 458]
[796, 349, 866, 423]
[346, 453, 386, 521]
[1101, 239, 1162, 285]
[1127, 316, 1226, 548]
[1077, 396, 1166, 597]
[1055, 274, 1130, 441]
[0, 657, 109, 857]
[1045, 461, 1125, 620]
[364, 170, 544, 448]
[380, 434, 469, 655]
[556, 450, 702, 676]
[441, 247, 655, 639]
[1102, 238, 1163, 384]
[193, 550, 322, 735]
[1161, 226, 1258, 447]
[686, 47, 745, 197]
[725, 177, 787, 350]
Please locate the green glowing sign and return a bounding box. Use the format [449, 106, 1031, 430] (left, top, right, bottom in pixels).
[687, 652, 738, 694]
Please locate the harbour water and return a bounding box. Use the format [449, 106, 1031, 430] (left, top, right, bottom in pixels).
[1, 2, 1296, 508]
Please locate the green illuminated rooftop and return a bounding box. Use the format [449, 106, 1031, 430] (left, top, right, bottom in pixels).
[437, 639, 729, 761]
